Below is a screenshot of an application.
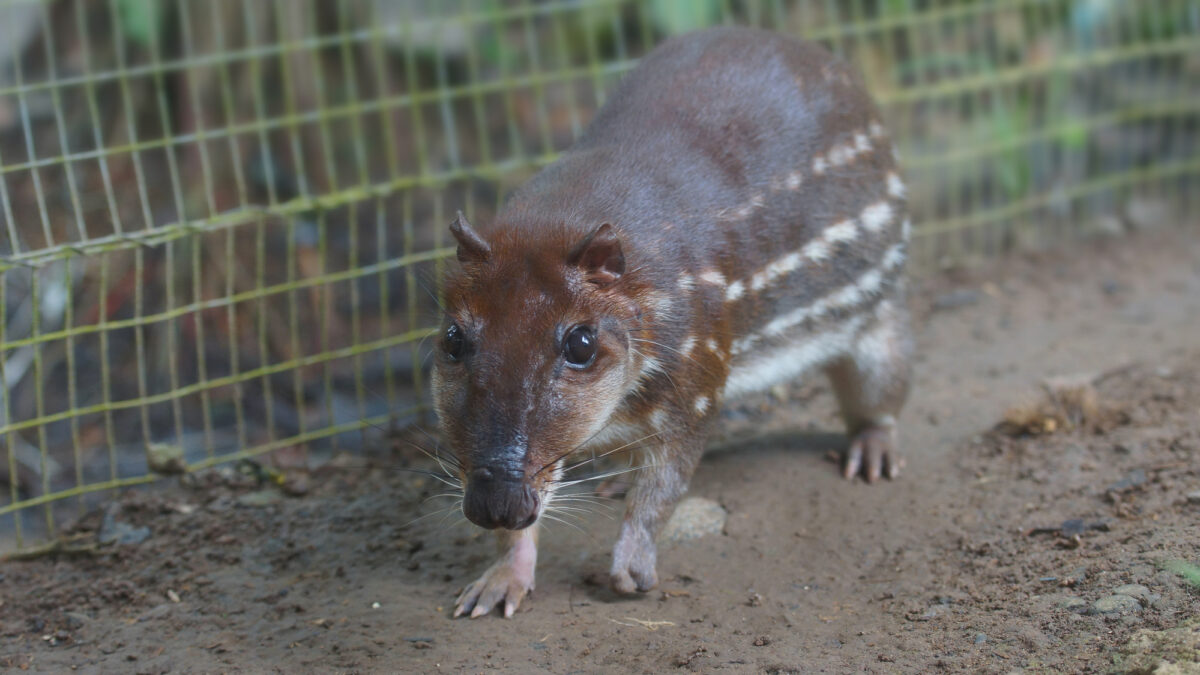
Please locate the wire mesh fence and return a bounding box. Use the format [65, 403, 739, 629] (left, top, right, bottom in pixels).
[1, 0, 1197, 553]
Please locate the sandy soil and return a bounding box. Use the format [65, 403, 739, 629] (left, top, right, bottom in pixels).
[2, 226, 1199, 674]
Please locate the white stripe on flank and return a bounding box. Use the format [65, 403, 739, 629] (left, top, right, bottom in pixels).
[693, 395, 710, 415]
[677, 273, 696, 292]
[860, 201, 893, 233]
[725, 279, 746, 302]
[733, 243, 907, 356]
[750, 251, 803, 292]
[887, 172, 906, 199]
[698, 269, 726, 287]
[723, 315, 867, 398]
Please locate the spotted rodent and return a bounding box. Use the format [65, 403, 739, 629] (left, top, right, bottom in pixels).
[433, 26, 912, 618]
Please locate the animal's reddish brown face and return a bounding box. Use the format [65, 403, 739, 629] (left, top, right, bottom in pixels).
[432, 216, 640, 530]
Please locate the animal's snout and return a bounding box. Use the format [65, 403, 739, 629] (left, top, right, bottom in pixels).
[463, 465, 540, 530]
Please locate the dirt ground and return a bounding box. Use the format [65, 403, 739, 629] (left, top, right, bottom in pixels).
[2, 226, 1199, 674]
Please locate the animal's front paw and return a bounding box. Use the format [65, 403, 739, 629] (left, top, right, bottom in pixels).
[844, 425, 904, 483]
[453, 538, 537, 618]
[609, 526, 658, 594]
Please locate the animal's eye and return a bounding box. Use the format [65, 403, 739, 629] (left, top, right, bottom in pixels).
[563, 325, 597, 367]
[444, 323, 467, 361]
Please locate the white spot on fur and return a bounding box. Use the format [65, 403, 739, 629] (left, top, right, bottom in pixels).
[725, 280, 745, 302]
[881, 241, 907, 270]
[698, 269, 726, 287]
[639, 355, 665, 381]
[887, 172, 906, 199]
[829, 268, 882, 307]
[801, 238, 831, 263]
[724, 315, 867, 398]
[860, 201, 893, 233]
[828, 143, 854, 167]
[679, 335, 697, 358]
[705, 337, 719, 353]
[901, 218, 912, 240]
[869, 121, 885, 138]
[785, 171, 803, 190]
[826, 219, 859, 243]
[649, 408, 670, 432]
[855, 132, 872, 153]
[646, 290, 674, 318]
[693, 395, 710, 415]
[812, 156, 828, 174]
[677, 273, 695, 292]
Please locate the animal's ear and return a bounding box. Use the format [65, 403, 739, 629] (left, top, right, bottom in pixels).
[449, 211, 491, 264]
[567, 223, 624, 286]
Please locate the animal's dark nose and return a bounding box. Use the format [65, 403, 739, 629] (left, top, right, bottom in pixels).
[462, 466, 540, 530]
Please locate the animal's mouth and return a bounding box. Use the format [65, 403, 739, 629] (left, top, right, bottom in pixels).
[462, 466, 541, 530]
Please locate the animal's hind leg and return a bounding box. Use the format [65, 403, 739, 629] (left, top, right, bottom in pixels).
[824, 297, 913, 482]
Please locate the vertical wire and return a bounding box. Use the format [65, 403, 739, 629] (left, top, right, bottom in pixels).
[37, 2, 88, 244]
[301, 0, 339, 194]
[0, 145, 21, 255]
[464, 1, 496, 167]
[365, 0, 400, 417]
[548, 4, 582, 141]
[495, 2, 526, 162]
[244, 1, 280, 445]
[336, 0, 368, 434]
[317, 207, 335, 455]
[434, 8, 462, 172]
[192, 232, 215, 461]
[11, 17, 55, 248]
[132, 247, 153, 463]
[211, 0, 250, 452]
[178, 0, 220, 218]
[62, 260, 85, 519]
[522, 1, 554, 158]
[30, 272, 53, 534]
[97, 256, 118, 488]
[0, 273, 23, 547]
[74, 0, 123, 238]
[107, 0, 157, 233]
[212, 0, 251, 210]
[400, 9, 432, 179]
[402, 191, 420, 405]
[255, 213, 276, 442]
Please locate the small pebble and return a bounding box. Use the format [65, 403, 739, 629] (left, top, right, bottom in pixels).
[1091, 594, 1142, 615]
[932, 289, 981, 312]
[660, 497, 727, 543]
[1112, 584, 1158, 605]
[1058, 597, 1089, 613]
[974, 633, 987, 645]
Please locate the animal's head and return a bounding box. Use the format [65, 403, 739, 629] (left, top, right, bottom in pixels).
[432, 212, 647, 530]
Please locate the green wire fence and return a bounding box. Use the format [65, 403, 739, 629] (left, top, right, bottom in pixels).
[1, 0, 1197, 553]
